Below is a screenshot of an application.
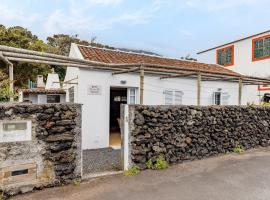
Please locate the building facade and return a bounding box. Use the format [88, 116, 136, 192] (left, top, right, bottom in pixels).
[19, 73, 66, 104]
[65, 44, 257, 150]
[197, 30, 270, 100]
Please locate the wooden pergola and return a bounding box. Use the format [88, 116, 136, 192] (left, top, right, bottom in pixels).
[0, 45, 269, 105]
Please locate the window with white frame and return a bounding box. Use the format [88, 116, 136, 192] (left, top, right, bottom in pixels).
[213, 91, 230, 105]
[213, 92, 221, 105]
[164, 90, 183, 105]
[128, 88, 137, 104]
[68, 87, 75, 103]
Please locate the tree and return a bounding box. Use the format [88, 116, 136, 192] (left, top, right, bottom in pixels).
[46, 34, 114, 80]
[0, 25, 54, 88]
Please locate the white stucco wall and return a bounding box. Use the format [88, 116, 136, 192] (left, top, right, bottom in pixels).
[197, 32, 270, 103]
[75, 68, 251, 150]
[64, 43, 80, 103]
[197, 32, 270, 78]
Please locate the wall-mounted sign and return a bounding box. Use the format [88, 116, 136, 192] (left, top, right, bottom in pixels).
[0, 120, 32, 143]
[88, 85, 102, 95]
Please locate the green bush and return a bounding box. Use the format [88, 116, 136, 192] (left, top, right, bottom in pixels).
[123, 166, 140, 176]
[73, 179, 81, 186]
[233, 145, 245, 154]
[146, 156, 169, 170]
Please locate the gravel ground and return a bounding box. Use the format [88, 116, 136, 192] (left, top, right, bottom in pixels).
[83, 148, 121, 175]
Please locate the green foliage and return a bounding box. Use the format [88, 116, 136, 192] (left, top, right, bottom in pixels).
[123, 166, 140, 176]
[146, 156, 169, 170]
[0, 191, 4, 200]
[0, 25, 115, 86]
[262, 102, 270, 107]
[146, 158, 153, 169]
[73, 179, 81, 186]
[0, 25, 53, 88]
[0, 71, 16, 102]
[233, 145, 245, 154]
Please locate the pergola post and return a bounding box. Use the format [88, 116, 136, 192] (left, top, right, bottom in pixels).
[238, 78, 243, 106]
[140, 65, 144, 105]
[0, 52, 14, 102]
[197, 72, 201, 106]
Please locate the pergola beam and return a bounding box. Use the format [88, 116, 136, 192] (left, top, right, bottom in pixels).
[112, 67, 140, 75]
[160, 72, 198, 79]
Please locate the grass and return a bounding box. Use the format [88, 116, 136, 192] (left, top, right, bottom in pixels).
[123, 166, 140, 176]
[0, 192, 4, 200]
[146, 156, 169, 170]
[233, 145, 245, 154]
[73, 179, 81, 186]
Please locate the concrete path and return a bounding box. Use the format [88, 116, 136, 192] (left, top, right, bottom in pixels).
[12, 147, 270, 200]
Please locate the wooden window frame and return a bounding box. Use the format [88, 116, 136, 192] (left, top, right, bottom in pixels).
[252, 34, 270, 62]
[216, 45, 234, 67]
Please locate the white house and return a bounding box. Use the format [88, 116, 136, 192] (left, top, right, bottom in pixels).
[197, 30, 270, 102]
[19, 73, 66, 104]
[64, 43, 264, 150]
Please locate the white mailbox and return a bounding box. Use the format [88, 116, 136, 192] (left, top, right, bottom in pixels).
[0, 120, 32, 143]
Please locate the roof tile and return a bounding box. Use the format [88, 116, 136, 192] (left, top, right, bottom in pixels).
[78, 45, 240, 76]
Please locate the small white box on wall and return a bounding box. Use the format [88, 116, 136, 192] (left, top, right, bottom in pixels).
[0, 120, 32, 143]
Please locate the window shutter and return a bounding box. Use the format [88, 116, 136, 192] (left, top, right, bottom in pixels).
[174, 91, 184, 105]
[164, 90, 173, 105]
[221, 92, 230, 105]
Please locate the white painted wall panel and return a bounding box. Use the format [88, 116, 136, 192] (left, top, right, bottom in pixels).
[76, 68, 249, 150]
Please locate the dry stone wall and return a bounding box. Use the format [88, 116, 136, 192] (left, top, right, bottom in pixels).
[0, 103, 81, 197]
[129, 105, 270, 169]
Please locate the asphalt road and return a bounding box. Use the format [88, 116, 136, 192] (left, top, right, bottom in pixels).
[12, 147, 270, 200]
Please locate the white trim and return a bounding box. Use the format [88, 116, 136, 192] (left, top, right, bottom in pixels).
[124, 105, 130, 170]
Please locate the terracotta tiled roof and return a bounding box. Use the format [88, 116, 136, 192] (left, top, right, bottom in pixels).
[21, 88, 66, 94]
[78, 45, 240, 76]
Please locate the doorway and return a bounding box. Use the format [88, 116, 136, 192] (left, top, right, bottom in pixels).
[109, 87, 127, 149]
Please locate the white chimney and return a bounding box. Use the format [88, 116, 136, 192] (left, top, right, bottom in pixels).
[37, 75, 45, 88]
[45, 73, 61, 89]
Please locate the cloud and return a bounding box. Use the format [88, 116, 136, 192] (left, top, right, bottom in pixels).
[83, 0, 123, 6]
[0, 4, 40, 26]
[43, 0, 160, 35]
[185, 0, 268, 11]
[43, 9, 152, 35]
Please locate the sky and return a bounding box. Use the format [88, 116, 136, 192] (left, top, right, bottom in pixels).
[0, 0, 269, 58]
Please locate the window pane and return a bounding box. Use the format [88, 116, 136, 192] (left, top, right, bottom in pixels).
[47, 95, 60, 103]
[175, 91, 183, 105]
[68, 87, 74, 103]
[130, 96, 135, 104]
[164, 90, 173, 105]
[254, 36, 270, 59]
[214, 92, 221, 105]
[217, 47, 233, 66]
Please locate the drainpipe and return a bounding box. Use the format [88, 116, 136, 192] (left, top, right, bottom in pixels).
[0, 52, 14, 102]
